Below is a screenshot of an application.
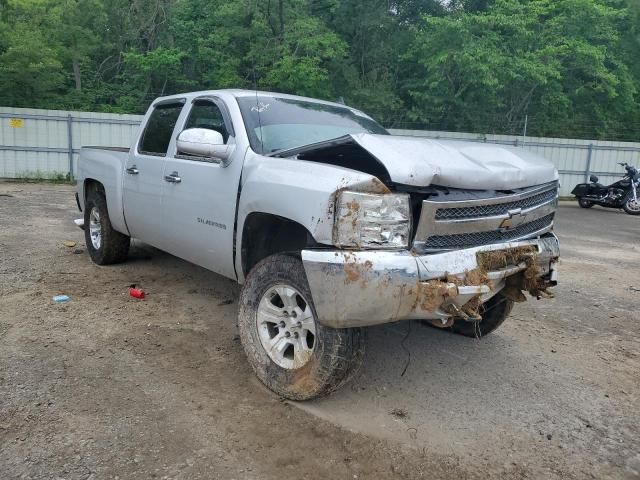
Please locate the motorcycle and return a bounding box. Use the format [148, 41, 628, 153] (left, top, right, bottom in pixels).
[571, 162, 640, 215]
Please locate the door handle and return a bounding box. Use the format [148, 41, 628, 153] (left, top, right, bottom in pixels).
[126, 166, 139, 175]
[164, 171, 182, 184]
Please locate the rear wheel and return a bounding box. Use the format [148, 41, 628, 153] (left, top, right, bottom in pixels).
[84, 191, 130, 265]
[578, 198, 594, 208]
[623, 194, 640, 215]
[450, 292, 514, 338]
[238, 254, 365, 400]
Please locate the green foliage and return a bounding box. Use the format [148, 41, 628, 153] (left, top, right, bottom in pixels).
[15, 170, 73, 183]
[405, 0, 638, 138]
[0, 0, 638, 139]
[263, 15, 347, 97]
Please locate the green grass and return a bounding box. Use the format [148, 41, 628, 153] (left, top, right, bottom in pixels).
[14, 170, 75, 184]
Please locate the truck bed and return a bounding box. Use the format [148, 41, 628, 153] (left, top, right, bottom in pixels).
[76, 146, 130, 235]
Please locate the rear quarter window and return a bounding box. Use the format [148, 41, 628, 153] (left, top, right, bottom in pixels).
[138, 103, 184, 156]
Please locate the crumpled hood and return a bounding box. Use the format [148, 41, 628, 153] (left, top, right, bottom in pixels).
[350, 133, 558, 190]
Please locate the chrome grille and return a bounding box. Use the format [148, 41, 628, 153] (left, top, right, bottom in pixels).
[414, 182, 558, 252]
[423, 213, 555, 250]
[435, 187, 558, 220]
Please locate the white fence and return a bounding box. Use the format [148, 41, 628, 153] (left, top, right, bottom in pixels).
[0, 107, 142, 179]
[1, 107, 638, 196]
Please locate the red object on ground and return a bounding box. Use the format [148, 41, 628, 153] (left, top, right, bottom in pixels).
[129, 287, 145, 299]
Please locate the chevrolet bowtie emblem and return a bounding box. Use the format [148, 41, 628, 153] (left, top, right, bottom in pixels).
[499, 208, 526, 231]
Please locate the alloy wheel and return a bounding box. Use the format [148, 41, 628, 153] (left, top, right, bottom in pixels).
[89, 207, 102, 250]
[256, 285, 316, 369]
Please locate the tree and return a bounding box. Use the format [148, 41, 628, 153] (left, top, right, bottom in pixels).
[0, 1, 65, 107]
[171, 0, 347, 99]
[405, 0, 637, 138]
[0, 23, 65, 107]
[0, 0, 638, 139]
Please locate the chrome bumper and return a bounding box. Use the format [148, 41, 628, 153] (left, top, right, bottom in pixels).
[302, 235, 559, 328]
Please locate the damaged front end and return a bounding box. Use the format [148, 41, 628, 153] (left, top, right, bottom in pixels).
[301, 180, 559, 329]
[301, 236, 558, 329]
[415, 244, 557, 329]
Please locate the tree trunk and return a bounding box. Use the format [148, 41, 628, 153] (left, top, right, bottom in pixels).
[72, 58, 82, 92]
[266, 0, 279, 37]
[278, 0, 284, 42]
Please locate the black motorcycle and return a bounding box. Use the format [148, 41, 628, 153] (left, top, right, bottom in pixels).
[571, 162, 640, 216]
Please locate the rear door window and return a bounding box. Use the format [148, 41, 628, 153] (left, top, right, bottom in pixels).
[139, 103, 184, 156]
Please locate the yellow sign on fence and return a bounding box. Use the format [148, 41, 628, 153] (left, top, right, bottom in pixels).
[8, 118, 24, 128]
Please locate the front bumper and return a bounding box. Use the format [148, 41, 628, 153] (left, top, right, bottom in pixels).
[302, 234, 559, 328]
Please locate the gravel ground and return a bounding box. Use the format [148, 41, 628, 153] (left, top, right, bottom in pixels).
[0, 183, 638, 480]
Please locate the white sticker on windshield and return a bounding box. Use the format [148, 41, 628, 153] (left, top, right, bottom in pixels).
[251, 102, 270, 113]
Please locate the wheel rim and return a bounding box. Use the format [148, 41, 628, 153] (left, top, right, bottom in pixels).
[89, 207, 102, 250]
[626, 198, 640, 212]
[256, 284, 316, 370]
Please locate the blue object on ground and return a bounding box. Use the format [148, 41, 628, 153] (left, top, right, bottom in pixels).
[53, 295, 70, 303]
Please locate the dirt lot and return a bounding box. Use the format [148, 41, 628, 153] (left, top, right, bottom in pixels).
[0, 183, 638, 480]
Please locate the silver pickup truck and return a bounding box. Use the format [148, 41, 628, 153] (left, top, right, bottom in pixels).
[75, 89, 559, 400]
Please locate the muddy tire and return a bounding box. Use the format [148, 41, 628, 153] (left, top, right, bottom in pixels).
[578, 198, 594, 208]
[238, 254, 365, 400]
[84, 191, 130, 265]
[450, 293, 514, 338]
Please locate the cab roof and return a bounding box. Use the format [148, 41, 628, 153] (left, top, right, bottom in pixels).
[152, 89, 355, 112]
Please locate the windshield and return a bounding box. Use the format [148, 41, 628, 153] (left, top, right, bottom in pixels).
[236, 95, 388, 154]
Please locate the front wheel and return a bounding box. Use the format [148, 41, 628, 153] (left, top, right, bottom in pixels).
[578, 197, 594, 208]
[450, 292, 514, 338]
[623, 194, 640, 215]
[238, 254, 365, 400]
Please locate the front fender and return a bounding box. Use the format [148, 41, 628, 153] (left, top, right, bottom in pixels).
[235, 154, 389, 283]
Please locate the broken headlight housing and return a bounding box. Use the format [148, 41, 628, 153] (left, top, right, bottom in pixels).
[334, 191, 410, 249]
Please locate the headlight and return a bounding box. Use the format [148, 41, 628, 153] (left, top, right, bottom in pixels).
[334, 191, 411, 249]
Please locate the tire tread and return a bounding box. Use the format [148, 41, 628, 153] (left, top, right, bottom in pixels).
[84, 192, 130, 265]
[238, 254, 365, 400]
[450, 293, 514, 338]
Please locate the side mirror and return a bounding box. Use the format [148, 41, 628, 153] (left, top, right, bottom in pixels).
[589, 175, 599, 183]
[176, 128, 233, 164]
